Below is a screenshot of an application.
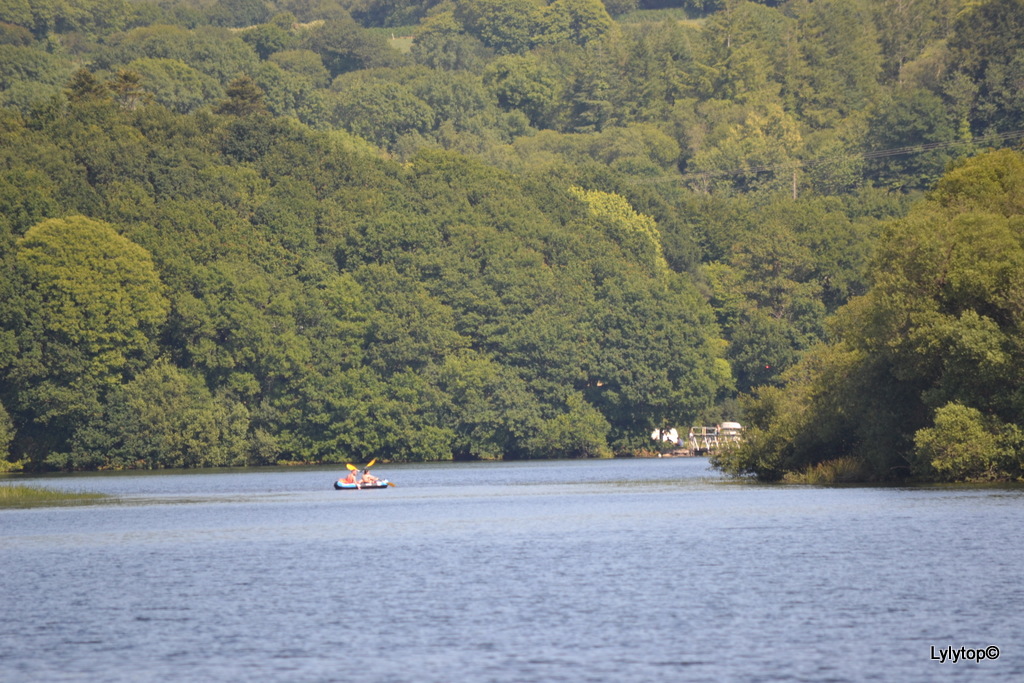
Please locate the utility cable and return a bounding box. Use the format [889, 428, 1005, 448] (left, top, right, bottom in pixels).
[674, 128, 1024, 181]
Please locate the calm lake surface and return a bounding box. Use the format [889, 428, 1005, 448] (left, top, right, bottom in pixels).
[2, 458, 1022, 682]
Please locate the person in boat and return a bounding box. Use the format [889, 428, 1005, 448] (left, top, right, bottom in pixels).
[340, 470, 359, 486]
[361, 469, 379, 485]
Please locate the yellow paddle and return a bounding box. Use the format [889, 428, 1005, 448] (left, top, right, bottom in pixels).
[343, 460, 392, 486]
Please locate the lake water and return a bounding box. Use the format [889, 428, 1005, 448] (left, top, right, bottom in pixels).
[1, 458, 1022, 682]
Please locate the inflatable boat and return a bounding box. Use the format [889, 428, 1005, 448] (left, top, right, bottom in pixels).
[334, 479, 391, 490]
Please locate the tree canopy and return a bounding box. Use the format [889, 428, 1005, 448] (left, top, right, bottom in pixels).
[714, 149, 1024, 482]
[1, 0, 1022, 478]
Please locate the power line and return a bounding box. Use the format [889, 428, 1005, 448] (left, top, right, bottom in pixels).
[675, 128, 1024, 182]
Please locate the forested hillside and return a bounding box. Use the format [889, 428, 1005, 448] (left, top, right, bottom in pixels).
[1, 0, 1022, 475]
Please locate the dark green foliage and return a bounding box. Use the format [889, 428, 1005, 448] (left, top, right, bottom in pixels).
[0, 88, 731, 469]
[1, 0, 1021, 474]
[716, 150, 1024, 482]
[305, 16, 406, 77]
[946, 0, 1024, 133]
[865, 87, 957, 190]
[0, 216, 168, 467]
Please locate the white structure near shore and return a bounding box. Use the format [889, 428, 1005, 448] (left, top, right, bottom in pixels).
[651, 423, 743, 453]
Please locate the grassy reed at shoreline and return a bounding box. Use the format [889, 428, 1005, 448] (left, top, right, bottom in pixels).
[0, 484, 109, 507]
[782, 457, 869, 485]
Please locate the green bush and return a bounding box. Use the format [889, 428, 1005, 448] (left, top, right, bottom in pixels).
[913, 403, 1000, 482]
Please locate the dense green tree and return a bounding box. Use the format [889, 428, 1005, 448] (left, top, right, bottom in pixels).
[700, 1, 799, 104]
[871, 0, 955, 82]
[0, 0, 34, 29]
[541, 0, 615, 47]
[484, 54, 560, 129]
[0, 44, 72, 90]
[689, 102, 803, 193]
[98, 25, 259, 85]
[6, 0, 133, 38]
[208, 0, 271, 28]
[269, 48, 331, 86]
[304, 15, 405, 77]
[912, 402, 1016, 482]
[0, 216, 168, 466]
[0, 401, 13, 467]
[216, 74, 268, 116]
[429, 351, 543, 460]
[240, 22, 296, 59]
[454, 0, 543, 54]
[865, 86, 957, 189]
[346, 0, 445, 26]
[0, 168, 61, 240]
[795, 0, 881, 128]
[411, 6, 489, 71]
[330, 73, 435, 147]
[715, 149, 1024, 482]
[560, 49, 614, 133]
[528, 391, 612, 458]
[123, 57, 223, 113]
[68, 359, 251, 469]
[355, 263, 469, 374]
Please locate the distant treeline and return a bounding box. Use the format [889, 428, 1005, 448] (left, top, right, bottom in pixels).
[1, 0, 1023, 478]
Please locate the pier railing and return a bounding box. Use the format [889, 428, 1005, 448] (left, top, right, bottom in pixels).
[688, 423, 743, 453]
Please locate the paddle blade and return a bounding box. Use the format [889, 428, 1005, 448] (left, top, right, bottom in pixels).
[346, 463, 358, 471]
[365, 458, 377, 470]
[387, 481, 395, 487]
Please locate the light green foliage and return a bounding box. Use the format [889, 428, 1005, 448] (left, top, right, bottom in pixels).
[570, 185, 667, 272]
[14, 217, 168, 363]
[690, 102, 803, 193]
